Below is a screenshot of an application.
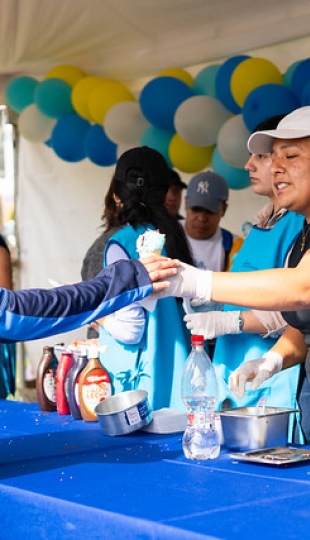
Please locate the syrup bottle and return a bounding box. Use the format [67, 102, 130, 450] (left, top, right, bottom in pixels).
[65, 349, 88, 420]
[55, 349, 73, 415]
[78, 346, 112, 422]
[36, 346, 58, 411]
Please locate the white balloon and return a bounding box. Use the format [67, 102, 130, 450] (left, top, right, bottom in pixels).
[18, 104, 56, 143]
[217, 115, 251, 168]
[174, 95, 231, 147]
[105, 101, 150, 146]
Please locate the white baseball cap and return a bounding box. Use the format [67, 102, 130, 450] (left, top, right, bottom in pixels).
[247, 106, 310, 154]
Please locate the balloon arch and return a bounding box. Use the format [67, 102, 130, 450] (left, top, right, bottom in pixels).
[5, 56, 307, 190]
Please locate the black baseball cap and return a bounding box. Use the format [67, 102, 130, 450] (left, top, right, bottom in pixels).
[169, 169, 187, 190]
[114, 146, 171, 190]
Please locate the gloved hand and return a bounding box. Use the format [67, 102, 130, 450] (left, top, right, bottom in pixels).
[140, 262, 212, 311]
[184, 311, 241, 339]
[228, 351, 283, 398]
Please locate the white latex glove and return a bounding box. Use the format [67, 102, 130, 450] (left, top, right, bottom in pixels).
[228, 351, 283, 398]
[140, 262, 212, 311]
[184, 311, 241, 339]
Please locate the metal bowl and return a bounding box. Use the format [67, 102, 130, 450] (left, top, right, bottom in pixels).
[95, 389, 152, 436]
[218, 406, 299, 451]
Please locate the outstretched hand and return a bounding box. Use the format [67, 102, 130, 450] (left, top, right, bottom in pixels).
[140, 255, 180, 292]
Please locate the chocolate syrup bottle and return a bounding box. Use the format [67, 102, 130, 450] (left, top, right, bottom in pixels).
[36, 346, 58, 411]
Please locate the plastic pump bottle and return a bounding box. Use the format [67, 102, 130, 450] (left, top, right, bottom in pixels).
[78, 346, 112, 422]
[181, 335, 220, 460]
[55, 349, 73, 415]
[65, 349, 88, 420]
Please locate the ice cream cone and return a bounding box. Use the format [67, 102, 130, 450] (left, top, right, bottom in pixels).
[138, 249, 162, 259]
[136, 229, 166, 259]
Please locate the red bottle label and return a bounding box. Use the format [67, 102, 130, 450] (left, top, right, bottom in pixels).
[56, 353, 73, 415]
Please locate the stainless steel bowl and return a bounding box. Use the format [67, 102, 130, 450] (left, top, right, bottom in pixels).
[95, 389, 152, 436]
[219, 406, 299, 451]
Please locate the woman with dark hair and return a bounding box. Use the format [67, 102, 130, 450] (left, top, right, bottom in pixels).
[98, 146, 194, 410]
[184, 115, 305, 441]
[81, 176, 122, 283]
[81, 175, 122, 340]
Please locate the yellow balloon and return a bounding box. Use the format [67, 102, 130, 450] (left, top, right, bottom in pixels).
[45, 65, 86, 87]
[71, 76, 103, 121]
[231, 57, 283, 107]
[157, 67, 194, 87]
[88, 81, 135, 124]
[169, 134, 214, 173]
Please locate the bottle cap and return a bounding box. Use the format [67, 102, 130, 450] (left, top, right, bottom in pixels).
[78, 346, 88, 357]
[191, 335, 204, 345]
[87, 345, 99, 358]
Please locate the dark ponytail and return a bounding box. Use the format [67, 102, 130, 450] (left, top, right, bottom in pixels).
[114, 180, 194, 265]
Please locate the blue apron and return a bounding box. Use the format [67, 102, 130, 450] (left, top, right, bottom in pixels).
[213, 211, 303, 440]
[100, 224, 191, 411]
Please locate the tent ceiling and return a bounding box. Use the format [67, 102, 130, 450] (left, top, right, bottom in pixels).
[1, 0, 310, 86]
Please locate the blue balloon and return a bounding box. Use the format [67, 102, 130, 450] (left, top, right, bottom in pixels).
[84, 125, 117, 166]
[139, 76, 193, 131]
[35, 78, 75, 118]
[215, 55, 250, 114]
[140, 126, 173, 166]
[291, 58, 310, 100]
[5, 76, 39, 113]
[51, 114, 90, 162]
[283, 60, 301, 89]
[211, 147, 251, 190]
[193, 64, 221, 97]
[300, 79, 310, 106]
[243, 83, 300, 133]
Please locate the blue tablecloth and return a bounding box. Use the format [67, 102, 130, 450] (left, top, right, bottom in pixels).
[1, 400, 310, 540]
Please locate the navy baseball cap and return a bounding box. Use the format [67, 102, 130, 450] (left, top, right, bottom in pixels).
[186, 171, 229, 213]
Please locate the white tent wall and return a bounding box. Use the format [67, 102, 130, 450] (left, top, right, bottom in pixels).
[14, 29, 310, 379]
[17, 140, 112, 376]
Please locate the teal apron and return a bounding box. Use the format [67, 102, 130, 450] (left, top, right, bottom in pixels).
[213, 211, 304, 441]
[100, 224, 191, 411]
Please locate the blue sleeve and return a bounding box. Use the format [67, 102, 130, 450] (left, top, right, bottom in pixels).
[0, 259, 153, 343]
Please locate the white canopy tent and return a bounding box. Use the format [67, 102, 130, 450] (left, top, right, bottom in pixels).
[1, 0, 310, 87]
[1, 0, 310, 377]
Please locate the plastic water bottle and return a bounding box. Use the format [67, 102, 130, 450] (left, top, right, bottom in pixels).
[181, 335, 220, 460]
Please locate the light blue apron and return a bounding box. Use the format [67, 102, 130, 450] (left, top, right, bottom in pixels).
[100, 224, 191, 411]
[213, 211, 304, 441]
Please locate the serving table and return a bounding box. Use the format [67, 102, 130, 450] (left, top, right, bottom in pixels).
[1, 400, 310, 540]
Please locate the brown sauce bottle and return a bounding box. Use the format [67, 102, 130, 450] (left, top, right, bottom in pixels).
[36, 346, 58, 411]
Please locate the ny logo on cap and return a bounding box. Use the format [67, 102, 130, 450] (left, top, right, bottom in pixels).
[196, 180, 210, 194]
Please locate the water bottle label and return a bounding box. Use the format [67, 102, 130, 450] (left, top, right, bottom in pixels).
[188, 413, 195, 425]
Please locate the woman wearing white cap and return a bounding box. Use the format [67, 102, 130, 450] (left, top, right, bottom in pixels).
[155, 106, 310, 437]
[184, 115, 305, 438]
